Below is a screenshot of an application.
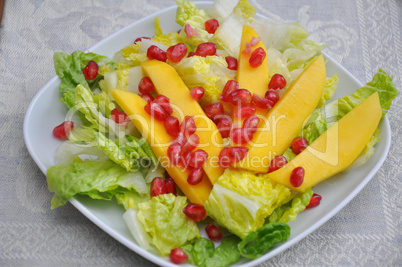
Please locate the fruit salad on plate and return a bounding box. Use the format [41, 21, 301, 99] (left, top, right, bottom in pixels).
[45, 0, 398, 266]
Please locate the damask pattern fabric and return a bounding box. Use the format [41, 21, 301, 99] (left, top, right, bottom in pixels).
[0, 0, 401, 266]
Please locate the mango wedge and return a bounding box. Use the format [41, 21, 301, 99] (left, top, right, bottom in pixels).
[267, 92, 382, 192]
[141, 60, 224, 184]
[233, 54, 326, 172]
[111, 89, 212, 204]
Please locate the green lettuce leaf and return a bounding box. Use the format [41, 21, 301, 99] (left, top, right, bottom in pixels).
[316, 74, 339, 108]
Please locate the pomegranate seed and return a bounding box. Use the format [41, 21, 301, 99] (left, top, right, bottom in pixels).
[305, 193, 322, 209]
[165, 177, 177, 196]
[188, 149, 208, 168]
[268, 155, 288, 173]
[230, 127, 253, 145]
[180, 116, 197, 138]
[184, 24, 200, 38]
[164, 116, 181, 138]
[182, 134, 200, 154]
[220, 80, 239, 101]
[187, 167, 204, 185]
[167, 43, 188, 63]
[150, 177, 166, 197]
[170, 248, 188, 264]
[218, 148, 231, 168]
[229, 146, 249, 163]
[181, 150, 192, 169]
[167, 143, 182, 166]
[251, 94, 273, 109]
[134, 36, 150, 44]
[188, 51, 195, 57]
[205, 222, 223, 242]
[234, 103, 256, 119]
[111, 108, 130, 124]
[268, 74, 286, 90]
[53, 121, 74, 140]
[153, 95, 173, 115]
[138, 77, 155, 94]
[190, 86, 205, 101]
[225, 56, 238, 70]
[249, 47, 266, 68]
[243, 115, 260, 134]
[182, 203, 206, 222]
[195, 42, 216, 57]
[290, 167, 305, 187]
[140, 93, 154, 102]
[147, 45, 167, 62]
[265, 90, 280, 106]
[203, 102, 224, 122]
[216, 116, 232, 138]
[173, 132, 187, 147]
[144, 101, 166, 121]
[227, 89, 252, 106]
[82, 60, 99, 80]
[204, 19, 219, 34]
[291, 136, 308, 155]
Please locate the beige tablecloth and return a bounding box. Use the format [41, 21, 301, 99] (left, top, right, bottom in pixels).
[1, 0, 401, 266]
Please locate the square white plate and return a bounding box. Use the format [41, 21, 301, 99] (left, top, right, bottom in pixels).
[23, 1, 391, 266]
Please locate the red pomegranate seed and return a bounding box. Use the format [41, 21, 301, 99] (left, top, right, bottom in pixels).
[182, 203, 206, 222]
[184, 24, 200, 38]
[216, 116, 232, 138]
[173, 132, 187, 148]
[134, 36, 150, 44]
[153, 95, 173, 115]
[249, 47, 266, 68]
[227, 89, 252, 106]
[140, 93, 154, 102]
[225, 56, 238, 70]
[203, 102, 224, 122]
[144, 101, 166, 121]
[188, 149, 208, 168]
[147, 45, 167, 62]
[265, 90, 280, 106]
[111, 108, 130, 124]
[150, 177, 166, 197]
[251, 94, 274, 109]
[180, 116, 197, 138]
[205, 222, 223, 242]
[195, 42, 216, 57]
[229, 146, 249, 163]
[167, 43, 188, 63]
[290, 167, 305, 187]
[234, 103, 256, 119]
[230, 127, 253, 145]
[82, 60, 99, 80]
[218, 147, 231, 168]
[165, 177, 177, 196]
[268, 155, 288, 173]
[204, 18, 219, 34]
[305, 193, 322, 209]
[164, 116, 181, 138]
[291, 136, 308, 155]
[53, 121, 74, 140]
[188, 51, 195, 57]
[138, 77, 155, 94]
[167, 143, 182, 166]
[181, 150, 192, 169]
[268, 74, 287, 90]
[190, 86, 205, 101]
[220, 80, 239, 101]
[182, 134, 200, 154]
[243, 115, 260, 134]
[187, 167, 204, 185]
[170, 248, 188, 264]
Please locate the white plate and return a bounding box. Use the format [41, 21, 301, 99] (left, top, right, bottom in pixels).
[23, 1, 391, 266]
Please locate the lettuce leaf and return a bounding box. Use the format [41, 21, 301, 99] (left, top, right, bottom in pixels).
[317, 74, 339, 109]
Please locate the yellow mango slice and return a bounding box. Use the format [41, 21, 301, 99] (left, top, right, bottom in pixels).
[267, 92, 382, 192]
[233, 54, 326, 172]
[111, 89, 212, 204]
[141, 60, 225, 184]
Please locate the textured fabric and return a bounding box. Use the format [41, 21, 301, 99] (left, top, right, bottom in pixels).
[0, 0, 401, 266]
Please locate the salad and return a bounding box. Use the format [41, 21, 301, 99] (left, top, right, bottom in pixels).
[45, 0, 399, 266]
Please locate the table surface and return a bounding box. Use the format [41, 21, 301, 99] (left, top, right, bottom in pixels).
[1, 0, 401, 266]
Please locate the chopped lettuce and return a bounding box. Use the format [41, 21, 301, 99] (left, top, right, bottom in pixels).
[137, 194, 200, 256]
[317, 74, 339, 108]
[208, 0, 239, 20]
[99, 66, 144, 94]
[119, 43, 148, 66]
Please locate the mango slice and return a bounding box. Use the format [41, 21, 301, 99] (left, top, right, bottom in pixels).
[267, 92, 382, 192]
[111, 89, 212, 204]
[140, 60, 225, 184]
[233, 54, 326, 172]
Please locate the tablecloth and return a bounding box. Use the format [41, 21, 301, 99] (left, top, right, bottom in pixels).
[1, 0, 401, 266]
